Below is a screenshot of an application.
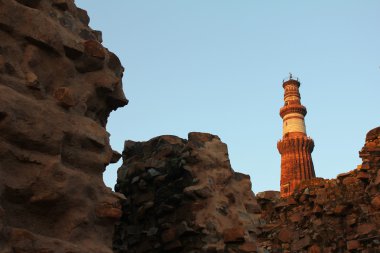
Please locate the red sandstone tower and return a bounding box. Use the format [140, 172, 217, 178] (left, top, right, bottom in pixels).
[277, 75, 316, 198]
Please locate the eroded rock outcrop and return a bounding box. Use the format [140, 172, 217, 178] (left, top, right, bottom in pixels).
[114, 127, 379, 253]
[114, 133, 261, 253]
[256, 126, 380, 252]
[0, 0, 127, 252]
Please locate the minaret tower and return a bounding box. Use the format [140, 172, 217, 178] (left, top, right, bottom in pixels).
[277, 74, 316, 198]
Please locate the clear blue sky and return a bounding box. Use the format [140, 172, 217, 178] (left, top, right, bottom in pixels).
[75, 0, 380, 193]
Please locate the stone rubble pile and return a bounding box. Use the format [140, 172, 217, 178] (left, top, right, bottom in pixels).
[114, 133, 261, 253]
[0, 0, 127, 252]
[114, 127, 379, 253]
[256, 127, 380, 252]
[0, 1, 379, 252]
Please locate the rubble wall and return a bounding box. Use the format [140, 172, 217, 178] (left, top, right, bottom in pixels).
[114, 133, 261, 253]
[256, 127, 380, 252]
[115, 127, 379, 253]
[0, 2, 379, 253]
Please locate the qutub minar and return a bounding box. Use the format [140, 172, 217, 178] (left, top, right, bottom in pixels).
[277, 74, 316, 197]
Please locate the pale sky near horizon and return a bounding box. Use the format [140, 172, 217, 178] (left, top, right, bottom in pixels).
[75, 1, 380, 193]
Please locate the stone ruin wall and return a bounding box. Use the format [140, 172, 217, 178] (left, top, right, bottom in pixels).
[0, 0, 127, 252]
[114, 133, 260, 253]
[0, 2, 379, 253]
[114, 127, 380, 253]
[256, 127, 380, 252]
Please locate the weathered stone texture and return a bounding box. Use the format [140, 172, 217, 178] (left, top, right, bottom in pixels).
[114, 127, 379, 252]
[257, 126, 380, 252]
[114, 133, 261, 253]
[0, 0, 127, 252]
[0, 2, 378, 253]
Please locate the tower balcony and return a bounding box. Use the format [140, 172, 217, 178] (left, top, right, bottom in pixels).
[279, 104, 307, 118]
[282, 78, 300, 88]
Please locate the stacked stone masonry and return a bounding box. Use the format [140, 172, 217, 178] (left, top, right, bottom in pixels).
[0, 1, 127, 252]
[114, 133, 261, 253]
[0, 2, 379, 253]
[257, 127, 380, 252]
[114, 127, 379, 252]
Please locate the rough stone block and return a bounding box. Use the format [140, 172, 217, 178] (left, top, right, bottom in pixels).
[223, 227, 245, 243]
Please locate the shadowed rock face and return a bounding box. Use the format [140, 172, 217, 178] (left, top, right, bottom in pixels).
[114, 133, 261, 253]
[114, 127, 379, 253]
[0, 1, 378, 253]
[0, 0, 127, 252]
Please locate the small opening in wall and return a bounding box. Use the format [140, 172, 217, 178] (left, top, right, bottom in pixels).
[0, 112, 7, 122]
[283, 183, 290, 193]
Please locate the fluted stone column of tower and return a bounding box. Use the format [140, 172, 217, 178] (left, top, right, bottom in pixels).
[277, 76, 316, 198]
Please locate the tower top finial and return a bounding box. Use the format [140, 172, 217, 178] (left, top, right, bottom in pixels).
[283, 73, 300, 88]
